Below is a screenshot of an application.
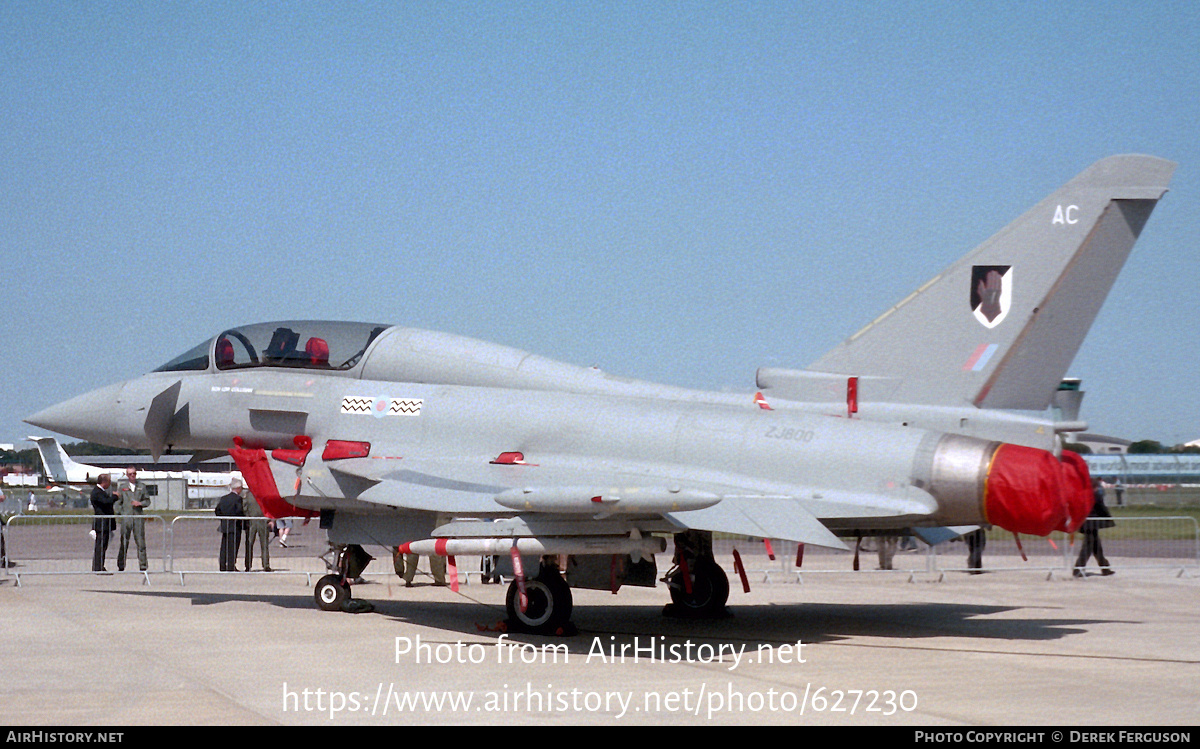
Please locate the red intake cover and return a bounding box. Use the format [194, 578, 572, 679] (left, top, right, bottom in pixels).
[228, 442, 316, 520]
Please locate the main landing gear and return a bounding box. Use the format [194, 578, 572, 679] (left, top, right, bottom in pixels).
[505, 561, 574, 635]
[663, 530, 730, 619]
[314, 544, 375, 613]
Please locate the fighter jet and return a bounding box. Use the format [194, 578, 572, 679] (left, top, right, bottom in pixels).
[27, 155, 1174, 632]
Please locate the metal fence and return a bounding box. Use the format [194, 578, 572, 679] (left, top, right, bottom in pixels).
[166, 515, 328, 577]
[1, 513, 330, 585]
[4, 514, 1198, 586]
[2, 513, 169, 578]
[713, 516, 1200, 581]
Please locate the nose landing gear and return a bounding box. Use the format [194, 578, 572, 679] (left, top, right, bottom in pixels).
[314, 543, 375, 613]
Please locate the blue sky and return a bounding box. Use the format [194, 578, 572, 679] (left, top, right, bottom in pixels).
[2, 1, 1198, 447]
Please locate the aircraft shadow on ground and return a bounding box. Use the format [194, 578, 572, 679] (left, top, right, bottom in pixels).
[102, 587, 1114, 652]
[101, 588, 320, 611]
[507, 601, 1109, 653]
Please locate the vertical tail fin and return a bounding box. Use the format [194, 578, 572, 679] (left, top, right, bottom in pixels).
[808, 155, 1174, 409]
[27, 436, 97, 483]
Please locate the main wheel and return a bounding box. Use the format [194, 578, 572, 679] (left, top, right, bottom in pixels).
[506, 570, 573, 634]
[668, 557, 729, 617]
[315, 574, 350, 611]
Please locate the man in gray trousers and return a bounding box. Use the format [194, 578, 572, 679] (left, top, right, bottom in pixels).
[115, 466, 150, 572]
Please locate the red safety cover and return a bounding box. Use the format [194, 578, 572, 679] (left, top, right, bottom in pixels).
[1057, 450, 1093, 533]
[228, 443, 316, 520]
[984, 444, 1069, 536]
[271, 435, 313, 467]
[322, 440, 371, 461]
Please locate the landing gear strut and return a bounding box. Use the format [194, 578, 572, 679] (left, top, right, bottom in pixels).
[314, 543, 375, 613]
[664, 530, 729, 618]
[505, 560, 574, 635]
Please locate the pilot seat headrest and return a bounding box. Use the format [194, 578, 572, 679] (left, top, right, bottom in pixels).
[216, 338, 235, 366]
[305, 337, 330, 366]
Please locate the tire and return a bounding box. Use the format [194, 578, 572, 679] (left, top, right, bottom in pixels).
[315, 574, 350, 611]
[506, 571, 573, 634]
[668, 557, 729, 617]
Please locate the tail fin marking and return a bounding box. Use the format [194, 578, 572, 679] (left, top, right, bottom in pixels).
[807, 155, 1175, 410]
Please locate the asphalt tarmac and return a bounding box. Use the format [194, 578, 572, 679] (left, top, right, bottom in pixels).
[2, 562, 1197, 726]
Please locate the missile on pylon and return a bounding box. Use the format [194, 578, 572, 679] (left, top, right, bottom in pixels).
[397, 534, 667, 558]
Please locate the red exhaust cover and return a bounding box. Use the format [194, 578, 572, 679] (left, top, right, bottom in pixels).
[1057, 450, 1093, 534]
[984, 444, 1068, 536]
[984, 445, 1095, 536]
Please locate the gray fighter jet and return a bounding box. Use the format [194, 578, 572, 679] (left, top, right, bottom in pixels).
[27, 155, 1174, 632]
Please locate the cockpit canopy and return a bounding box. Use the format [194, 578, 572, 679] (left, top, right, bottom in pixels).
[155, 321, 390, 373]
[150, 319, 681, 400]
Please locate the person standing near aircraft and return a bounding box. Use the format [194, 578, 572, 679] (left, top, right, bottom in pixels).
[90, 474, 116, 572]
[114, 466, 150, 572]
[402, 552, 446, 587]
[276, 517, 291, 547]
[1, 488, 12, 568]
[1074, 478, 1115, 577]
[876, 535, 899, 570]
[965, 528, 987, 574]
[243, 490, 272, 572]
[214, 478, 245, 572]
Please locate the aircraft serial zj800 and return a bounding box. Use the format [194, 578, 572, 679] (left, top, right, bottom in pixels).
[27, 155, 1174, 632]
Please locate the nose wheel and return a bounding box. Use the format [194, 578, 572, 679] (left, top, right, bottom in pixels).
[313, 543, 374, 613]
[315, 574, 350, 611]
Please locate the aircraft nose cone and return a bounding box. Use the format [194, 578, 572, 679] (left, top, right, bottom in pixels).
[25, 382, 128, 445]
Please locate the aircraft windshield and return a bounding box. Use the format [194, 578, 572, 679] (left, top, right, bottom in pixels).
[154, 321, 390, 373]
[154, 339, 210, 372]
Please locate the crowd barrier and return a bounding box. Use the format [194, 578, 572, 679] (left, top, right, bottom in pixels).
[2, 513, 169, 581]
[713, 516, 1200, 581]
[3, 514, 1197, 587]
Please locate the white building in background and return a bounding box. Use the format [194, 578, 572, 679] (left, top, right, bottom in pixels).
[1072, 433, 1132, 455]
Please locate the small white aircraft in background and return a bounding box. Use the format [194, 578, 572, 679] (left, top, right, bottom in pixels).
[28, 436, 239, 501]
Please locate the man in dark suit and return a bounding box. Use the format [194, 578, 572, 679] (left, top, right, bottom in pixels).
[90, 474, 116, 572]
[1075, 478, 1116, 577]
[214, 478, 245, 572]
